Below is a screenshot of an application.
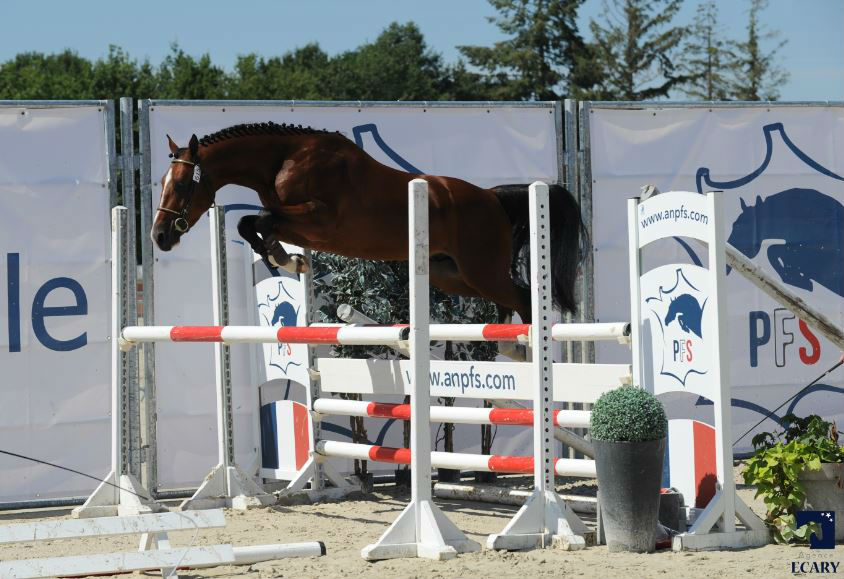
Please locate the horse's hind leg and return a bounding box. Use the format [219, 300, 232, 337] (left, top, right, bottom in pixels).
[450, 227, 532, 324]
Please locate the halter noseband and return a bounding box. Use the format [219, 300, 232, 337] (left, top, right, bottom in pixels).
[158, 158, 202, 233]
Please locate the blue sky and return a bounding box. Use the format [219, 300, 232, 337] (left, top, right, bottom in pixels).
[0, 0, 841, 101]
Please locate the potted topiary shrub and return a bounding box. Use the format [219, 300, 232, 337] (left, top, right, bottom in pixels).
[590, 386, 668, 552]
[743, 414, 844, 543]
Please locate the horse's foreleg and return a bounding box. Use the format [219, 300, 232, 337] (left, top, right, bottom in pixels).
[254, 212, 309, 274]
[237, 215, 270, 259]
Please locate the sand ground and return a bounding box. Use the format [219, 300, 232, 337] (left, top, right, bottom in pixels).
[0, 475, 841, 579]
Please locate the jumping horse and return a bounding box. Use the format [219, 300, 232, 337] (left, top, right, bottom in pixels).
[152, 122, 586, 324]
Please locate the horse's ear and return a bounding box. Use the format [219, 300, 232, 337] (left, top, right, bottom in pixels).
[189, 134, 199, 157]
[740, 197, 747, 211]
[755, 194, 763, 206]
[167, 134, 179, 156]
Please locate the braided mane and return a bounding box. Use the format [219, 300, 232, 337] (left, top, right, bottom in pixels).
[199, 122, 343, 147]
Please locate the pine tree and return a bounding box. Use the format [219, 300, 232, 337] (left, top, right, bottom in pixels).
[587, 0, 688, 100]
[680, 1, 733, 100]
[458, 0, 593, 100]
[730, 0, 789, 100]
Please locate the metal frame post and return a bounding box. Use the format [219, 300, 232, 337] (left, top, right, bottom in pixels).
[119, 97, 142, 480]
[137, 99, 159, 495]
[73, 207, 159, 518]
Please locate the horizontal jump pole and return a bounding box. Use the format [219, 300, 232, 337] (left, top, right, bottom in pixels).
[121, 321, 630, 346]
[121, 325, 409, 346]
[312, 398, 591, 429]
[429, 322, 630, 343]
[315, 440, 596, 478]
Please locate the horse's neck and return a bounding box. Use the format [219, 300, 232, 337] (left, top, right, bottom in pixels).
[204, 137, 294, 193]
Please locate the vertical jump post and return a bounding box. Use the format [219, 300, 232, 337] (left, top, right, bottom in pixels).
[361, 179, 481, 561]
[179, 206, 276, 510]
[487, 182, 589, 551]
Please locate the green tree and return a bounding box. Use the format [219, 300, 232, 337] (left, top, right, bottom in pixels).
[458, 0, 593, 100]
[324, 23, 447, 101]
[587, 0, 688, 100]
[230, 44, 329, 100]
[155, 44, 229, 99]
[730, 0, 788, 100]
[0, 50, 93, 99]
[437, 60, 496, 101]
[91, 46, 158, 100]
[679, 1, 734, 100]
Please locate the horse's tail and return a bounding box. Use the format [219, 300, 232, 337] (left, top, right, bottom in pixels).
[491, 183, 587, 313]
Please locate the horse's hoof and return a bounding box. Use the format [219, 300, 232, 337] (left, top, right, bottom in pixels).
[267, 253, 283, 269]
[282, 254, 310, 275]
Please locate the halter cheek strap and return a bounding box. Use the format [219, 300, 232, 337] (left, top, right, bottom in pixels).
[158, 158, 202, 233]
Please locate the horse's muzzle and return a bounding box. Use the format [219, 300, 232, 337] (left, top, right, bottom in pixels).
[151, 221, 181, 252]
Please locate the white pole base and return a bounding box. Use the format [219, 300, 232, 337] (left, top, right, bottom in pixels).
[277, 485, 360, 505]
[179, 464, 276, 511]
[361, 499, 481, 561]
[433, 482, 598, 514]
[72, 472, 163, 519]
[278, 457, 361, 502]
[672, 528, 770, 551]
[672, 491, 769, 551]
[487, 490, 589, 551]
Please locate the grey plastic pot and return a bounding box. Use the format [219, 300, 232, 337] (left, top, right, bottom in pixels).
[800, 463, 844, 541]
[593, 438, 666, 552]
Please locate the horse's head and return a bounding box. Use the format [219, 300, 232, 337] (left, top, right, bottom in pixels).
[727, 196, 764, 260]
[151, 134, 215, 251]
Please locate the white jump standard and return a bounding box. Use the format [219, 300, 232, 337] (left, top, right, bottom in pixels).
[629, 190, 768, 551]
[358, 180, 481, 560]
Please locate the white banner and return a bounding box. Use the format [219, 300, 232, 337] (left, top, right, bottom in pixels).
[146, 103, 560, 488]
[0, 104, 112, 502]
[588, 105, 844, 454]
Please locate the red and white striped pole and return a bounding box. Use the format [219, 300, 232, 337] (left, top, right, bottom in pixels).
[121, 321, 628, 346]
[121, 324, 408, 346]
[311, 398, 591, 429]
[315, 440, 596, 478]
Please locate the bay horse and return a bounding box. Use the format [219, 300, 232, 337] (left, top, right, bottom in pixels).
[151, 122, 586, 324]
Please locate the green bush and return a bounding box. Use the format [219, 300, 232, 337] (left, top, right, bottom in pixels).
[743, 414, 844, 544]
[589, 387, 667, 442]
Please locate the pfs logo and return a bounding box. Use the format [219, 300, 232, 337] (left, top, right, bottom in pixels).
[645, 268, 709, 386]
[257, 280, 302, 375]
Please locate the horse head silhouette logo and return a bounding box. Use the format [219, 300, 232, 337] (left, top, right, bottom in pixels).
[257, 280, 303, 376]
[645, 268, 709, 386]
[271, 301, 298, 327]
[727, 189, 843, 298]
[664, 294, 704, 338]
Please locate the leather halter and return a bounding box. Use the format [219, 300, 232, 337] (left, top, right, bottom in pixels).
[158, 158, 201, 233]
